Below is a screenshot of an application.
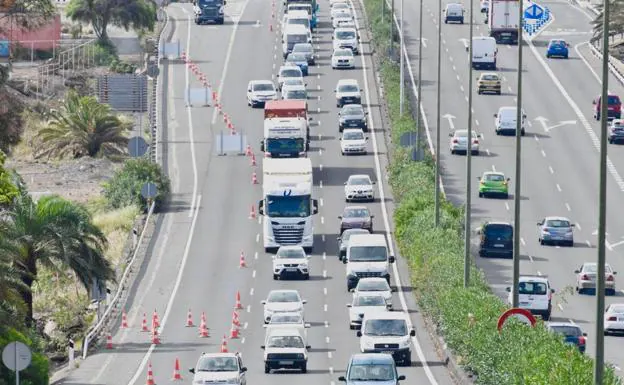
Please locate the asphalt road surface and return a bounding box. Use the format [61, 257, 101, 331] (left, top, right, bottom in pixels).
[57, 0, 457, 384]
[393, 0, 624, 375]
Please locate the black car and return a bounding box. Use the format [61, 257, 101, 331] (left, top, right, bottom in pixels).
[608, 121, 624, 144]
[478, 221, 513, 258]
[339, 104, 368, 132]
[337, 228, 371, 260]
[339, 206, 373, 234]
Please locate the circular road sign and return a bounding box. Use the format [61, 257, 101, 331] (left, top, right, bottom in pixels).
[497, 308, 537, 332]
[141, 182, 158, 199]
[128, 136, 149, 158]
[2, 341, 32, 372]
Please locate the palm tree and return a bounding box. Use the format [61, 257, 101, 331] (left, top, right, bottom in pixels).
[36, 89, 130, 159]
[591, 0, 624, 44]
[0, 246, 28, 330]
[0, 188, 115, 322]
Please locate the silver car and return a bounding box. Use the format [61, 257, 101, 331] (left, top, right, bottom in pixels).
[346, 293, 390, 329]
[292, 43, 315, 65]
[449, 129, 480, 155]
[575, 262, 617, 295]
[537, 216, 575, 246]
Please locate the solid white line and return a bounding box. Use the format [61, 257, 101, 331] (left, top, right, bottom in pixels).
[354, 1, 438, 383]
[126, 195, 202, 385]
[182, 8, 199, 218]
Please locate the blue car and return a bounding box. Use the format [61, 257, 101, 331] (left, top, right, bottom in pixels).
[546, 39, 569, 59]
[286, 53, 309, 76]
[547, 322, 587, 353]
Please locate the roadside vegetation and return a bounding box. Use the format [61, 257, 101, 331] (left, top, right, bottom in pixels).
[361, 0, 623, 383]
[0, 0, 167, 379]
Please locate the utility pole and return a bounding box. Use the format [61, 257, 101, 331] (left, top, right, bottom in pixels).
[594, 0, 610, 381]
[512, 0, 524, 308]
[399, 0, 404, 115]
[434, 0, 442, 227]
[415, 0, 424, 154]
[390, 0, 395, 51]
[464, 0, 474, 288]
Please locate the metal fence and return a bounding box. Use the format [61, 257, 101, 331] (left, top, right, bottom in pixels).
[4, 39, 93, 63]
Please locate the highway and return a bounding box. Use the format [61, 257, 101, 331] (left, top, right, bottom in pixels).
[391, 0, 624, 374]
[57, 0, 457, 384]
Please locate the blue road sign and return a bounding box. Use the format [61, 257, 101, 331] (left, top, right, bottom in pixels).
[524, 3, 544, 19]
[0, 41, 9, 57]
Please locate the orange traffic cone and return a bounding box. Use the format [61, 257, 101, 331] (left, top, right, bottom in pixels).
[250, 153, 257, 167]
[152, 309, 160, 328]
[232, 311, 240, 327]
[172, 358, 183, 381]
[220, 335, 229, 352]
[201, 311, 207, 323]
[186, 309, 194, 327]
[223, 113, 229, 123]
[239, 251, 247, 268]
[121, 310, 129, 329]
[245, 144, 253, 156]
[251, 172, 258, 185]
[199, 318, 210, 338]
[235, 291, 243, 309]
[151, 320, 161, 344]
[249, 204, 256, 219]
[269, 23, 273, 32]
[105, 332, 113, 349]
[146, 361, 156, 385]
[141, 313, 149, 332]
[229, 322, 240, 339]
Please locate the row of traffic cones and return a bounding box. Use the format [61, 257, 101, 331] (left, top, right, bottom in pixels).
[143, 358, 183, 384]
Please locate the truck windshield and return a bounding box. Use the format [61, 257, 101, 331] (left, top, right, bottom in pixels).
[349, 246, 387, 262]
[267, 194, 311, 217]
[288, 34, 308, 44]
[363, 319, 407, 336]
[266, 138, 305, 154]
[198, 0, 219, 6]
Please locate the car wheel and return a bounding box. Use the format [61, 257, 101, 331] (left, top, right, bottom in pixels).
[478, 192, 483, 197]
[273, 274, 278, 280]
[301, 363, 307, 373]
[504, 193, 509, 199]
[546, 54, 550, 58]
[539, 238, 545, 245]
[303, 274, 310, 280]
[495, 130, 500, 135]
[265, 364, 271, 374]
[403, 353, 412, 366]
[564, 55, 569, 59]
[543, 312, 551, 321]
[568, 240, 574, 247]
[477, 90, 482, 95]
[521, 129, 525, 136]
[349, 324, 355, 330]
[450, 149, 455, 154]
[472, 150, 479, 156]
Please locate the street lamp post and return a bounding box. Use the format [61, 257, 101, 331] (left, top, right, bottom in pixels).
[434, 0, 442, 226]
[415, 0, 424, 155]
[399, 0, 404, 115]
[464, 0, 475, 288]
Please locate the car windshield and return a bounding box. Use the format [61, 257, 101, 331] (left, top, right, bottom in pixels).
[253, 83, 274, 91]
[281, 69, 302, 78]
[341, 229, 369, 242]
[284, 79, 304, 86]
[336, 31, 356, 39]
[550, 325, 581, 337]
[333, 3, 349, 10]
[354, 295, 386, 306]
[608, 96, 621, 105]
[364, 319, 407, 336]
[484, 224, 513, 239]
[267, 335, 304, 348]
[339, 84, 359, 92]
[334, 50, 353, 57]
[344, 208, 370, 218]
[550, 40, 566, 47]
[276, 248, 305, 259]
[582, 264, 613, 274]
[455, 130, 477, 138]
[609, 305, 624, 314]
[348, 177, 370, 185]
[348, 364, 395, 381]
[196, 357, 238, 372]
[288, 18, 310, 27]
[482, 74, 498, 81]
[268, 291, 300, 302]
[484, 174, 505, 182]
[293, 44, 312, 53]
[270, 314, 302, 324]
[343, 105, 363, 115]
[358, 280, 390, 291]
[343, 131, 364, 140]
[349, 246, 387, 262]
[286, 90, 307, 100]
[518, 282, 547, 295]
[288, 54, 308, 62]
[545, 219, 570, 228]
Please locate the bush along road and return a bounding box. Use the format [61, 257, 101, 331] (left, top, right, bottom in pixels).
[360, 0, 623, 383]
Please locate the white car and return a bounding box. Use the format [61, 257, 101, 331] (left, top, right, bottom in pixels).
[340, 128, 367, 155]
[449, 129, 480, 155]
[272, 246, 310, 280]
[282, 84, 308, 101]
[189, 352, 247, 385]
[262, 290, 306, 323]
[281, 78, 307, 95]
[331, 2, 351, 18]
[347, 293, 390, 329]
[336, 19, 356, 28]
[335, 79, 362, 107]
[575, 262, 617, 295]
[333, 12, 354, 28]
[331, 48, 355, 69]
[604, 303, 624, 335]
[264, 312, 310, 341]
[276, 65, 303, 91]
[353, 277, 393, 308]
[247, 80, 277, 108]
[262, 328, 309, 373]
[330, 0, 348, 5]
[333, 27, 358, 53]
[344, 174, 375, 202]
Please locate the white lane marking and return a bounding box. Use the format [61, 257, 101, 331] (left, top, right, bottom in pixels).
[577, 223, 582, 231]
[324, 321, 329, 328]
[241, 337, 246, 344]
[452, 65, 456, 71]
[323, 269, 327, 278]
[556, 183, 562, 192]
[126, 192, 202, 385]
[320, 180, 323, 188]
[324, 287, 328, 295]
[320, 163, 323, 171]
[326, 336, 330, 343]
[541, 149, 546, 157]
[250, 288, 254, 296]
[252, 270, 256, 278]
[548, 166, 554, 174]
[528, 39, 624, 191]
[505, 202, 510, 211]
[246, 305, 251, 313]
[254, 251, 258, 260]
[243, 322, 248, 330]
[329, 367, 334, 375]
[322, 251, 327, 259]
[475, 119, 479, 126]
[256, 233, 260, 242]
[586, 240, 591, 247]
[324, 304, 328, 312]
[354, 1, 439, 383]
[521, 237, 526, 246]
[449, 56, 453, 62]
[456, 74, 460, 81]
[558, 304, 564, 311]
[328, 351, 333, 358]
[460, 85, 464, 92]
[211, 0, 251, 126]
[320, 198, 324, 206]
[537, 271, 542, 276]
[321, 216, 325, 225]
[528, 255, 534, 263]
[565, 203, 571, 211]
[534, 134, 539, 142]
[322, 234, 326, 242]
[492, 165, 496, 172]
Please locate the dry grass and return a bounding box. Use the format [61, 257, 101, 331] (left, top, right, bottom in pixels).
[91, 201, 140, 266]
[12, 110, 43, 160]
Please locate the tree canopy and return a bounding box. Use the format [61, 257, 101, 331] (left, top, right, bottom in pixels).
[591, 0, 624, 43]
[0, 150, 19, 206]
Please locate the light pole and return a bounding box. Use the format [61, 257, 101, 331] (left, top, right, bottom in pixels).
[464, 0, 474, 288]
[594, 0, 610, 382]
[390, 0, 395, 51]
[512, 0, 524, 308]
[399, 0, 404, 115]
[434, 0, 442, 226]
[415, 0, 424, 154]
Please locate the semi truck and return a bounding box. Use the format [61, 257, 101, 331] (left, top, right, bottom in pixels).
[193, 0, 226, 25]
[258, 158, 319, 252]
[488, 0, 520, 44]
[264, 100, 311, 141]
[261, 117, 309, 158]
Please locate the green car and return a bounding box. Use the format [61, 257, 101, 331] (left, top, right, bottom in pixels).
[478, 171, 510, 198]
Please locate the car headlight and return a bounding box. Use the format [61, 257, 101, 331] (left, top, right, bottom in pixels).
[275, 264, 285, 269]
[399, 339, 411, 348]
[362, 339, 375, 349]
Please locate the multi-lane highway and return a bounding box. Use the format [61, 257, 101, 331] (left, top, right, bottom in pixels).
[392, 0, 624, 374]
[57, 0, 458, 384]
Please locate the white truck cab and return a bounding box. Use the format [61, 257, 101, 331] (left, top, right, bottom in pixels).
[344, 234, 394, 291]
[357, 312, 415, 366]
[506, 275, 555, 320]
[261, 327, 310, 373]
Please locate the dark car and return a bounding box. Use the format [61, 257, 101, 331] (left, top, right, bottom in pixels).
[339, 206, 373, 234]
[477, 221, 513, 258]
[593, 94, 622, 121]
[547, 322, 587, 353]
[608, 119, 624, 144]
[338, 353, 406, 385]
[339, 104, 368, 132]
[337, 228, 371, 260]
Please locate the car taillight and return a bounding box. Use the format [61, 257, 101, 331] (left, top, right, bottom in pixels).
[581, 274, 589, 280]
[452, 139, 458, 143]
[542, 228, 550, 233]
[473, 139, 479, 144]
[578, 336, 586, 345]
[607, 275, 615, 281]
[608, 316, 617, 321]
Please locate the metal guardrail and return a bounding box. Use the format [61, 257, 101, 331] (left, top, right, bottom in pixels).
[588, 43, 624, 86]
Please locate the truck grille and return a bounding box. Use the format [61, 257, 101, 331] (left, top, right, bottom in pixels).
[267, 353, 303, 360]
[273, 227, 304, 244]
[355, 271, 382, 278]
[374, 343, 399, 349]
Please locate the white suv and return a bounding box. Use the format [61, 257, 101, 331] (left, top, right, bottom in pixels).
[335, 79, 362, 107]
[189, 352, 247, 385]
[333, 27, 359, 54]
[506, 275, 554, 320]
[357, 312, 414, 366]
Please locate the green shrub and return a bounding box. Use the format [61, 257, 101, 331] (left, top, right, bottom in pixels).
[103, 158, 170, 211]
[93, 40, 118, 66]
[0, 328, 49, 385]
[361, 0, 623, 383]
[109, 59, 137, 74]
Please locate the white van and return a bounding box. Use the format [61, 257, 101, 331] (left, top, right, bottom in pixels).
[471, 36, 497, 70]
[343, 234, 394, 291]
[286, 15, 311, 31]
[357, 312, 415, 366]
[494, 106, 526, 136]
[444, 3, 464, 24]
[282, 25, 311, 58]
[506, 275, 554, 320]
